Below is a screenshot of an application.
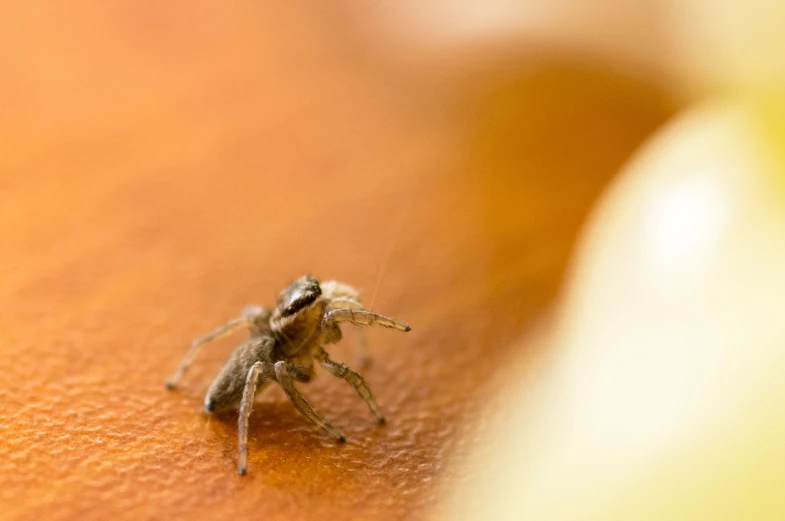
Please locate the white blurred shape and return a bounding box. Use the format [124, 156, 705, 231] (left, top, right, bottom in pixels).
[643, 173, 728, 277]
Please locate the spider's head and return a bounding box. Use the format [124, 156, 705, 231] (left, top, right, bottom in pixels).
[277, 275, 322, 317]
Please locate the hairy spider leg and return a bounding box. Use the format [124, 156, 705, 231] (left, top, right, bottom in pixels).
[316, 348, 385, 424]
[166, 306, 267, 389]
[237, 361, 277, 475]
[236, 361, 316, 475]
[322, 309, 411, 338]
[166, 317, 249, 389]
[325, 297, 372, 367]
[274, 361, 346, 444]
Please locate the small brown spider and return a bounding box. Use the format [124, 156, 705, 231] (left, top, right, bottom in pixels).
[165, 276, 411, 475]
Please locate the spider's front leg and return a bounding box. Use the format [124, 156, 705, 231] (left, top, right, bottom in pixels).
[321, 308, 411, 343]
[237, 361, 277, 475]
[237, 359, 313, 474]
[236, 360, 344, 476]
[323, 297, 372, 367]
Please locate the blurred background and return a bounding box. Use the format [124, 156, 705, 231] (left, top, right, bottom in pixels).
[1, 2, 784, 521]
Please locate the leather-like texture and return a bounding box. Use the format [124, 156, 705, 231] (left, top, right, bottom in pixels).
[0, 3, 676, 520]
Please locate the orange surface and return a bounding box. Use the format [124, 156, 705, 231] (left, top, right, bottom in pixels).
[0, 3, 676, 520]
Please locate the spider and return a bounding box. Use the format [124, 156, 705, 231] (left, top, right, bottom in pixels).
[165, 275, 411, 475]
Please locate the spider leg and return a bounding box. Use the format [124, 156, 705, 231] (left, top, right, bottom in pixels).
[326, 297, 372, 367]
[165, 306, 265, 390]
[322, 309, 411, 338]
[236, 359, 313, 475]
[274, 361, 346, 444]
[166, 317, 248, 389]
[237, 361, 276, 475]
[316, 348, 385, 424]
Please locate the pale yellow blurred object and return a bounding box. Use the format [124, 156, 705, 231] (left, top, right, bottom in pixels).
[669, 0, 785, 97]
[356, 0, 785, 101]
[431, 0, 785, 516]
[443, 101, 785, 520]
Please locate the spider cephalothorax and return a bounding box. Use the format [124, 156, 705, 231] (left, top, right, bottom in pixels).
[165, 276, 410, 475]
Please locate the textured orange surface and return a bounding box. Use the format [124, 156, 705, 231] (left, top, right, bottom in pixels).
[0, 3, 676, 521]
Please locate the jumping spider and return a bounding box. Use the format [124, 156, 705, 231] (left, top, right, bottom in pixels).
[165, 276, 411, 475]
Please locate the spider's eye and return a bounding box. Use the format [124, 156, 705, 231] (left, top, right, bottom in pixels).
[283, 291, 318, 315]
[279, 276, 322, 316]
